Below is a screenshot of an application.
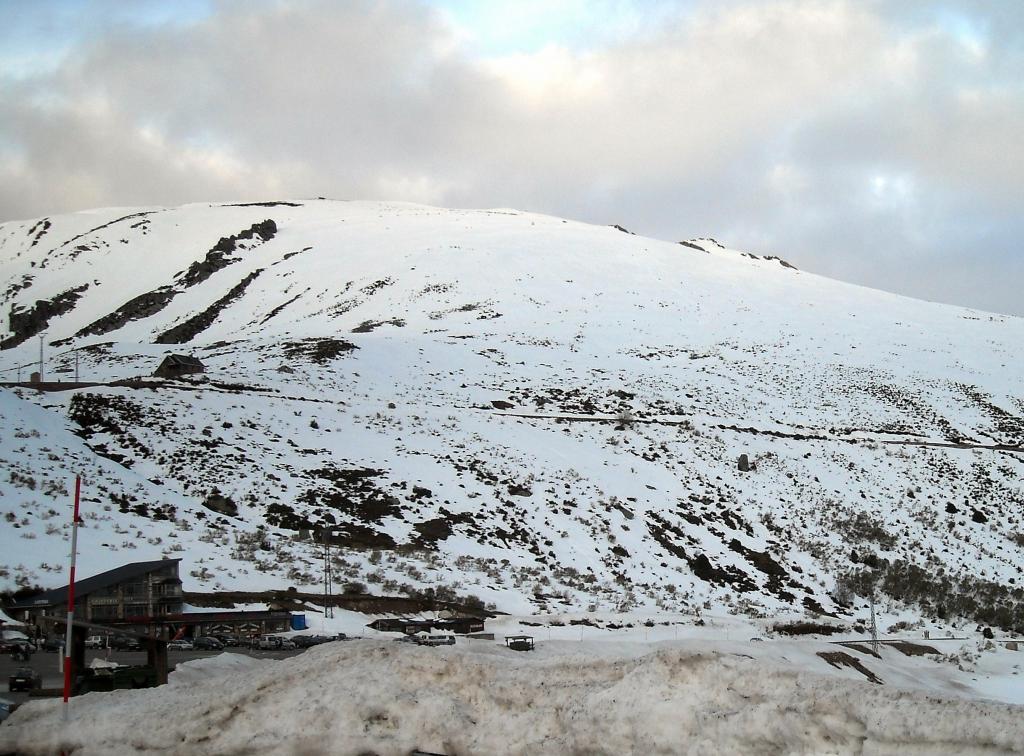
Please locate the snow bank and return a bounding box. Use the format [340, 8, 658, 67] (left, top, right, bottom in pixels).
[2, 640, 1022, 755]
[166, 651, 270, 688]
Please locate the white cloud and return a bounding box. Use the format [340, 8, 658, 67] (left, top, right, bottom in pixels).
[0, 0, 1021, 315]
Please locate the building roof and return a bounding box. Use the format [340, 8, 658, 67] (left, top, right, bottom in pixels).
[7, 559, 181, 610]
[160, 354, 204, 367]
[169, 610, 291, 622]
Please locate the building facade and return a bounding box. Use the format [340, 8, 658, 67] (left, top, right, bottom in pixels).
[7, 559, 183, 632]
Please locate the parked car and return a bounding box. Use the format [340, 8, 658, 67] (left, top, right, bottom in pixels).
[84, 635, 105, 649]
[110, 635, 141, 651]
[7, 643, 35, 662]
[167, 639, 194, 651]
[254, 636, 277, 650]
[421, 635, 456, 647]
[8, 667, 42, 692]
[0, 696, 15, 723]
[40, 636, 64, 652]
[74, 665, 158, 695]
[192, 636, 223, 651]
[276, 638, 296, 650]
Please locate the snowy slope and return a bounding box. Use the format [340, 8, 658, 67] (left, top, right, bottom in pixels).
[1, 200, 1022, 630]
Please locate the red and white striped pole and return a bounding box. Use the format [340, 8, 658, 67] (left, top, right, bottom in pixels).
[62, 475, 82, 722]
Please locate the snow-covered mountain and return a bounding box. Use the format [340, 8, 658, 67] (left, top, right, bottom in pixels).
[1, 200, 1022, 627]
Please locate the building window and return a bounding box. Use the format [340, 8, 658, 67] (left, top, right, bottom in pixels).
[91, 605, 120, 620]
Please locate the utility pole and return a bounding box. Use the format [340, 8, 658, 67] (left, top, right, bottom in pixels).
[39, 334, 45, 382]
[321, 528, 334, 620]
[869, 591, 879, 653]
[74, 349, 79, 383]
[62, 476, 82, 722]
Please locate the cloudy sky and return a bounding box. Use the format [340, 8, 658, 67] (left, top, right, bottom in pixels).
[1, 1, 1021, 315]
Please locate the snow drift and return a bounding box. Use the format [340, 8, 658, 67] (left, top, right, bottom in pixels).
[2, 640, 1023, 755]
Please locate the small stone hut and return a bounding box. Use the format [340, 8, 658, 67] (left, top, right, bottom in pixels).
[154, 354, 205, 379]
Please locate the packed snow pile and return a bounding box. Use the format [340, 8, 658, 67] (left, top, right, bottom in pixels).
[2, 640, 1023, 755]
[165, 649, 268, 688]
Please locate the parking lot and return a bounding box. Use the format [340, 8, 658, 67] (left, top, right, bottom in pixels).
[1, 646, 306, 708]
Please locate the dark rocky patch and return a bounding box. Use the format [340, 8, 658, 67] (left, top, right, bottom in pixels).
[277, 247, 313, 264]
[360, 278, 392, 296]
[689, 553, 757, 592]
[955, 383, 1024, 442]
[351, 318, 406, 333]
[301, 466, 402, 527]
[260, 291, 306, 325]
[816, 651, 883, 684]
[55, 211, 157, 253]
[763, 255, 798, 270]
[329, 521, 397, 550]
[3, 274, 35, 305]
[646, 513, 756, 591]
[221, 201, 302, 208]
[265, 502, 315, 531]
[27, 218, 51, 246]
[177, 220, 276, 288]
[203, 490, 238, 517]
[2, 284, 90, 349]
[156, 269, 264, 344]
[678, 240, 707, 252]
[70, 286, 177, 341]
[283, 337, 357, 364]
[413, 510, 475, 548]
[886, 640, 939, 657]
[728, 538, 793, 601]
[774, 620, 845, 636]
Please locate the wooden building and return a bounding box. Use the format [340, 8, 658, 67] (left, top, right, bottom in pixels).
[153, 354, 205, 379]
[7, 559, 183, 633]
[121, 609, 294, 639]
[367, 616, 485, 635]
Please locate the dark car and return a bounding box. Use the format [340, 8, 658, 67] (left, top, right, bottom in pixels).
[40, 637, 65, 652]
[8, 643, 35, 661]
[110, 635, 141, 651]
[192, 636, 224, 651]
[8, 667, 42, 692]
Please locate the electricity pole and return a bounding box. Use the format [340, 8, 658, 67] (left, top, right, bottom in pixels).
[39, 334, 45, 382]
[321, 528, 334, 620]
[62, 476, 82, 722]
[869, 591, 879, 653]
